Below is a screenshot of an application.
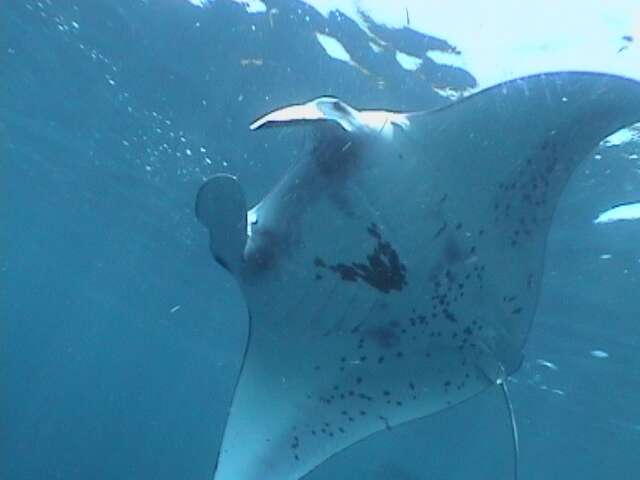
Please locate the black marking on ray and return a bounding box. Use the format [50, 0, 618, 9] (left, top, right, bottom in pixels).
[493, 136, 569, 250]
[378, 416, 392, 430]
[443, 309, 458, 323]
[314, 257, 326, 268]
[315, 223, 407, 293]
[432, 221, 448, 239]
[367, 222, 382, 239]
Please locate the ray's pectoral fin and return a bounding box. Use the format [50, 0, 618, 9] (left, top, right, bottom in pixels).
[195, 174, 248, 272]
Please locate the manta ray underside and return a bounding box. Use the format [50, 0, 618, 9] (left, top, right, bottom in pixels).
[195, 72, 640, 480]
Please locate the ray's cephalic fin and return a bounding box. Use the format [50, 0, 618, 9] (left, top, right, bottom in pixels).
[195, 174, 248, 272]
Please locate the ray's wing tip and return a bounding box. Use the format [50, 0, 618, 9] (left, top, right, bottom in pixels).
[249, 103, 309, 131]
[249, 117, 265, 130]
[248, 112, 293, 131]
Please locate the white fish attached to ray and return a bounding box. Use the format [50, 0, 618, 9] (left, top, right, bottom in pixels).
[196, 72, 640, 480]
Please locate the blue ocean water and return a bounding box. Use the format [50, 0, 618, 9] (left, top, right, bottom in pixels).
[2, 1, 639, 479]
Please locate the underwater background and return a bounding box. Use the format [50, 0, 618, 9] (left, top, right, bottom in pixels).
[2, 1, 639, 479]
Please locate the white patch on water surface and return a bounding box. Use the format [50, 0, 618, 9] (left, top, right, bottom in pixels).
[599, 253, 613, 259]
[315, 32, 353, 64]
[590, 350, 610, 359]
[426, 49, 467, 69]
[170, 305, 182, 313]
[601, 127, 640, 146]
[395, 51, 422, 70]
[594, 202, 640, 224]
[236, 0, 267, 13]
[187, 0, 266, 13]
[369, 41, 383, 53]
